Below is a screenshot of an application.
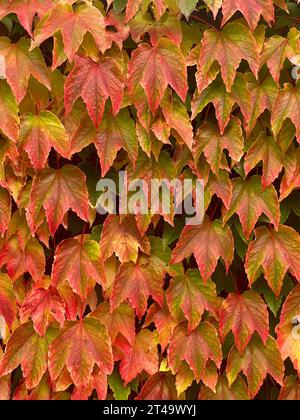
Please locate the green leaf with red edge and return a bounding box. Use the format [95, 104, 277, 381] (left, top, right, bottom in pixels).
[245, 225, 300, 296]
[64, 54, 124, 128]
[276, 285, 300, 374]
[0, 80, 19, 142]
[194, 117, 244, 176]
[136, 371, 177, 400]
[199, 373, 250, 400]
[100, 215, 151, 263]
[167, 269, 221, 332]
[226, 334, 284, 398]
[0, 321, 55, 389]
[91, 301, 136, 346]
[0, 236, 45, 282]
[19, 111, 70, 170]
[172, 216, 234, 282]
[221, 0, 274, 32]
[219, 290, 269, 352]
[52, 237, 106, 301]
[223, 175, 280, 240]
[49, 317, 113, 388]
[115, 329, 159, 385]
[280, 146, 300, 201]
[0, 0, 51, 36]
[110, 254, 165, 319]
[94, 107, 138, 176]
[20, 284, 65, 337]
[260, 29, 300, 85]
[128, 38, 187, 113]
[244, 73, 278, 135]
[31, 2, 109, 62]
[197, 22, 259, 92]
[161, 91, 194, 151]
[271, 82, 300, 143]
[192, 74, 251, 134]
[244, 132, 283, 189]
[0, 37, 50, 103]
[130, 12, 182, 46]
[279, 376, 300, 400]
[0, 273, 16, 330]
[168, 321, 222, 382]
[28, 165, 89, 236]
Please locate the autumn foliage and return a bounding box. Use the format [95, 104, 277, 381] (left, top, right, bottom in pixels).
[0, 0, 300, 401]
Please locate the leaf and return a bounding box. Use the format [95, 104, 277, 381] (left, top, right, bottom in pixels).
[125, 0, 142, 23]
[49, 317, 113, 387]
[244, 73, 278, 135]
[31, 2, 108, 62]
[19, 111, 70, 170]
[92, 301, 136, 345]
[244, 132, 283, 189]
[194, 117, 244, 176]
[177, 0, 197, 18]
[276, 285, 300, 374]
[168, 321, 222, 383]
[223, 175, 280, 240]
[116, 329, 159, 384]
[0, 321, 52, 389]
[245, 225, 300, 296]
[172, 217, 234, 281]
[28, 165, 89, 236]
[20, 285, 65, 337]
[271, 83, 300, 142]
[221, 0, 274, 32]
[197, 22, 259, 92]
[130, 12, 182, 46]
[0, 37, 50, 103]
[0, 236, 45, 282]
[128, 38, 187, 113]
[0, 80, 19, 142]
[167, 269, 221, 332]
[108, 370, 131, 400]
[145, 301, 177, 352]
[111, 255, 165, 319]
[161, 91, 194, 150]
[0, 0, 52, 36]
[219, 290, 269, 352]
[64, 54, 124, 127]
[94, 107, 138, 176]
[279, 376, 300, 400]
[136, 372, 177, 400]
[0, 273, 16, 329]
[100, 215, 150, 263]
[52, 237, 106, 301]
[0, 186, 11, 236]
[198, 373, 250, 400]
[192, 74, 251, 134]
[226, 335, 284, 398]
[260, 29, 300, 85]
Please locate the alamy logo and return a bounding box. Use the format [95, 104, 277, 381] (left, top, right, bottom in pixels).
[96, 172, 204, 226]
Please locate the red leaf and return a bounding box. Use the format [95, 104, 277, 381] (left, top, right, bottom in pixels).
[64, 55, 124, 127]
[28, 165, 89, 236]
[49, 317, 113, 387]
[219, 291, 269, 352]
[172, 217, 234, 281]
[128, 38, 187, 113]
[20, 285, 65, 336]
